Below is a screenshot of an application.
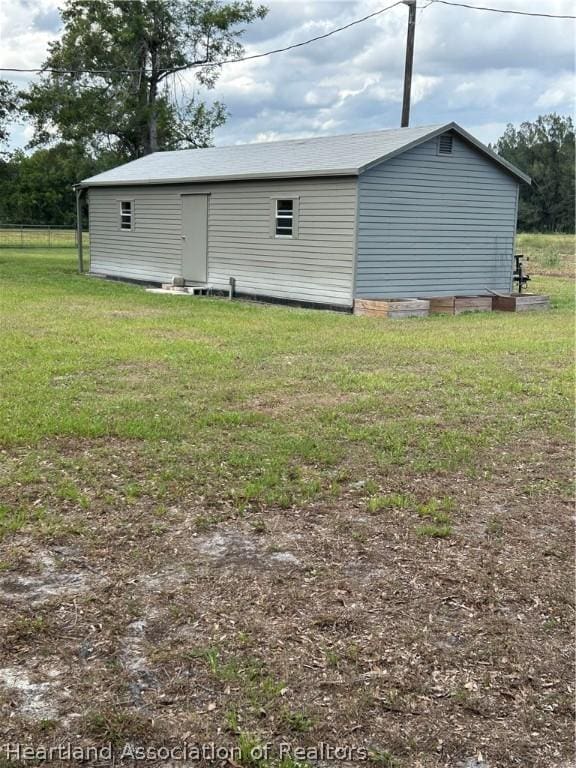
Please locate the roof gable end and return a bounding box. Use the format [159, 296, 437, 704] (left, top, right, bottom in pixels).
[358, 122, 531, 185]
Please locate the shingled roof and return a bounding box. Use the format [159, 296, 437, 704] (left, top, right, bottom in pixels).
[79, 122, 530, 187]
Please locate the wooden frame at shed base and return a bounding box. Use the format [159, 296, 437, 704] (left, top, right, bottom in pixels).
[492, 294, 550, 312]
[354, 298, 429, 319]
[352, 293, 551, 320]
[428, 296, 493, 315]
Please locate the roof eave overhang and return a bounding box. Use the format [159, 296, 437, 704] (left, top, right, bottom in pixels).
[78, 167, 359, 188]
[357, 121, 532, 185]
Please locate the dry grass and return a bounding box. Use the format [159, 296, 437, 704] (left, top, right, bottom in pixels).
[517, 232, 574, 278]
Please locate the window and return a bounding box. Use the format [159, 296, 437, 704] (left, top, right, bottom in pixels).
[270, 197, 299, 239]
[275, 199, 294, 237]
[120, 200, 133, 230]
[438, 134, 453, 155]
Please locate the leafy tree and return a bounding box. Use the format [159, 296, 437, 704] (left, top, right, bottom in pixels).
[23, 0, 267, 158]
[0, 80, 18, 149]
[0, 144, 120, 225]
[494, 114, 575, 233]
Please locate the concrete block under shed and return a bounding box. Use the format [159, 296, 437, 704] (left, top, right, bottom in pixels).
[354, 298, 430, 319]
[428, 296, 492, 315]
[492, 294, 550, 312]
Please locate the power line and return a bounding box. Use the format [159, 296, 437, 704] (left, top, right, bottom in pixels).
[428, 0, 576, 19]
[215, 1, 404, 66]
[0, 1, 403, 76]
[0, 0, 571, 77]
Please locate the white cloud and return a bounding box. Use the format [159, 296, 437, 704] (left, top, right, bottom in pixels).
[22, 122, 35, 142]
[1, 0, 575, 151]
[218, 73, 275, 100]
[0, 0, 61, 91]
[304, 86, 340, 107]
[535, 73, 576, 108]
[411, 75, 442, 105]
[466, 121, 510, 145]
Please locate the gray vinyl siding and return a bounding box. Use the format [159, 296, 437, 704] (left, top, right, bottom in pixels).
[355, 134, 519, 298]
[89, 177, 357, 306]
[88, 188, 182, 283]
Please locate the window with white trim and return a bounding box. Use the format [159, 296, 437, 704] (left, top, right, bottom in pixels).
[120, 200, 133, 230]
[275, 199, 294, 237]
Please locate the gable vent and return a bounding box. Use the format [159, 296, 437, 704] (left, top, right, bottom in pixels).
[438, 134, 454, 155]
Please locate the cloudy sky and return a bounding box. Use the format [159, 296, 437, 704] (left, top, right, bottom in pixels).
[0, 0, 574, 150]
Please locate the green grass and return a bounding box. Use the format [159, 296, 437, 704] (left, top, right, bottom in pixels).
[367, 492, 414, 512]
[0, 247, 573, 524]
[414, 497, 455, 537]
[415, 522, 452, 538]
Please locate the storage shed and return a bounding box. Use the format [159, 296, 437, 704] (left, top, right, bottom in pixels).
[78, 122, 530, 310]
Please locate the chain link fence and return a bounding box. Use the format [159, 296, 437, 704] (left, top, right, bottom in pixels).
[0, 225, 89, 248]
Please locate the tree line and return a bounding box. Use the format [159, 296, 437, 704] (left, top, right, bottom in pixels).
[0, 0, 267, 225]
[492, 114, 574, 234]
[0, 1, 573, 233]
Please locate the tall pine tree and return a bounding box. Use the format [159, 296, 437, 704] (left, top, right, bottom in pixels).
[494, 114, 575, 233]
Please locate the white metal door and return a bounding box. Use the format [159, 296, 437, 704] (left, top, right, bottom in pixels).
[181, 194, 208, 282]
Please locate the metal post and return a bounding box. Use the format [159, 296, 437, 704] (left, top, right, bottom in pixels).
[401, 0, 417, 128]
[75, 188, 84, 273]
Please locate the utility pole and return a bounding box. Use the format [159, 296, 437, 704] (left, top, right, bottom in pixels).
[401, 0, 417, 128]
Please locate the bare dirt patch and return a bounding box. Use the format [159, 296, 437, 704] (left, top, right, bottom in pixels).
[0, 438, 573, 768]
[0, 549, 95, 606]
[193, 530, 302, 570]
[0, 665, 62, 720]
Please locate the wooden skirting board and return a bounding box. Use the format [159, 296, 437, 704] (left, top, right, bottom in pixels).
[428, 296, 493, 315]
[492, 294, 550, 312]
[354, 298, 430, 319]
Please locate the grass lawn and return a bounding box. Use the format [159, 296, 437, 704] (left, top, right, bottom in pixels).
[0, 243, 574, 767]
[517, 232, 574, 277]
[0, 227, 85, 249]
